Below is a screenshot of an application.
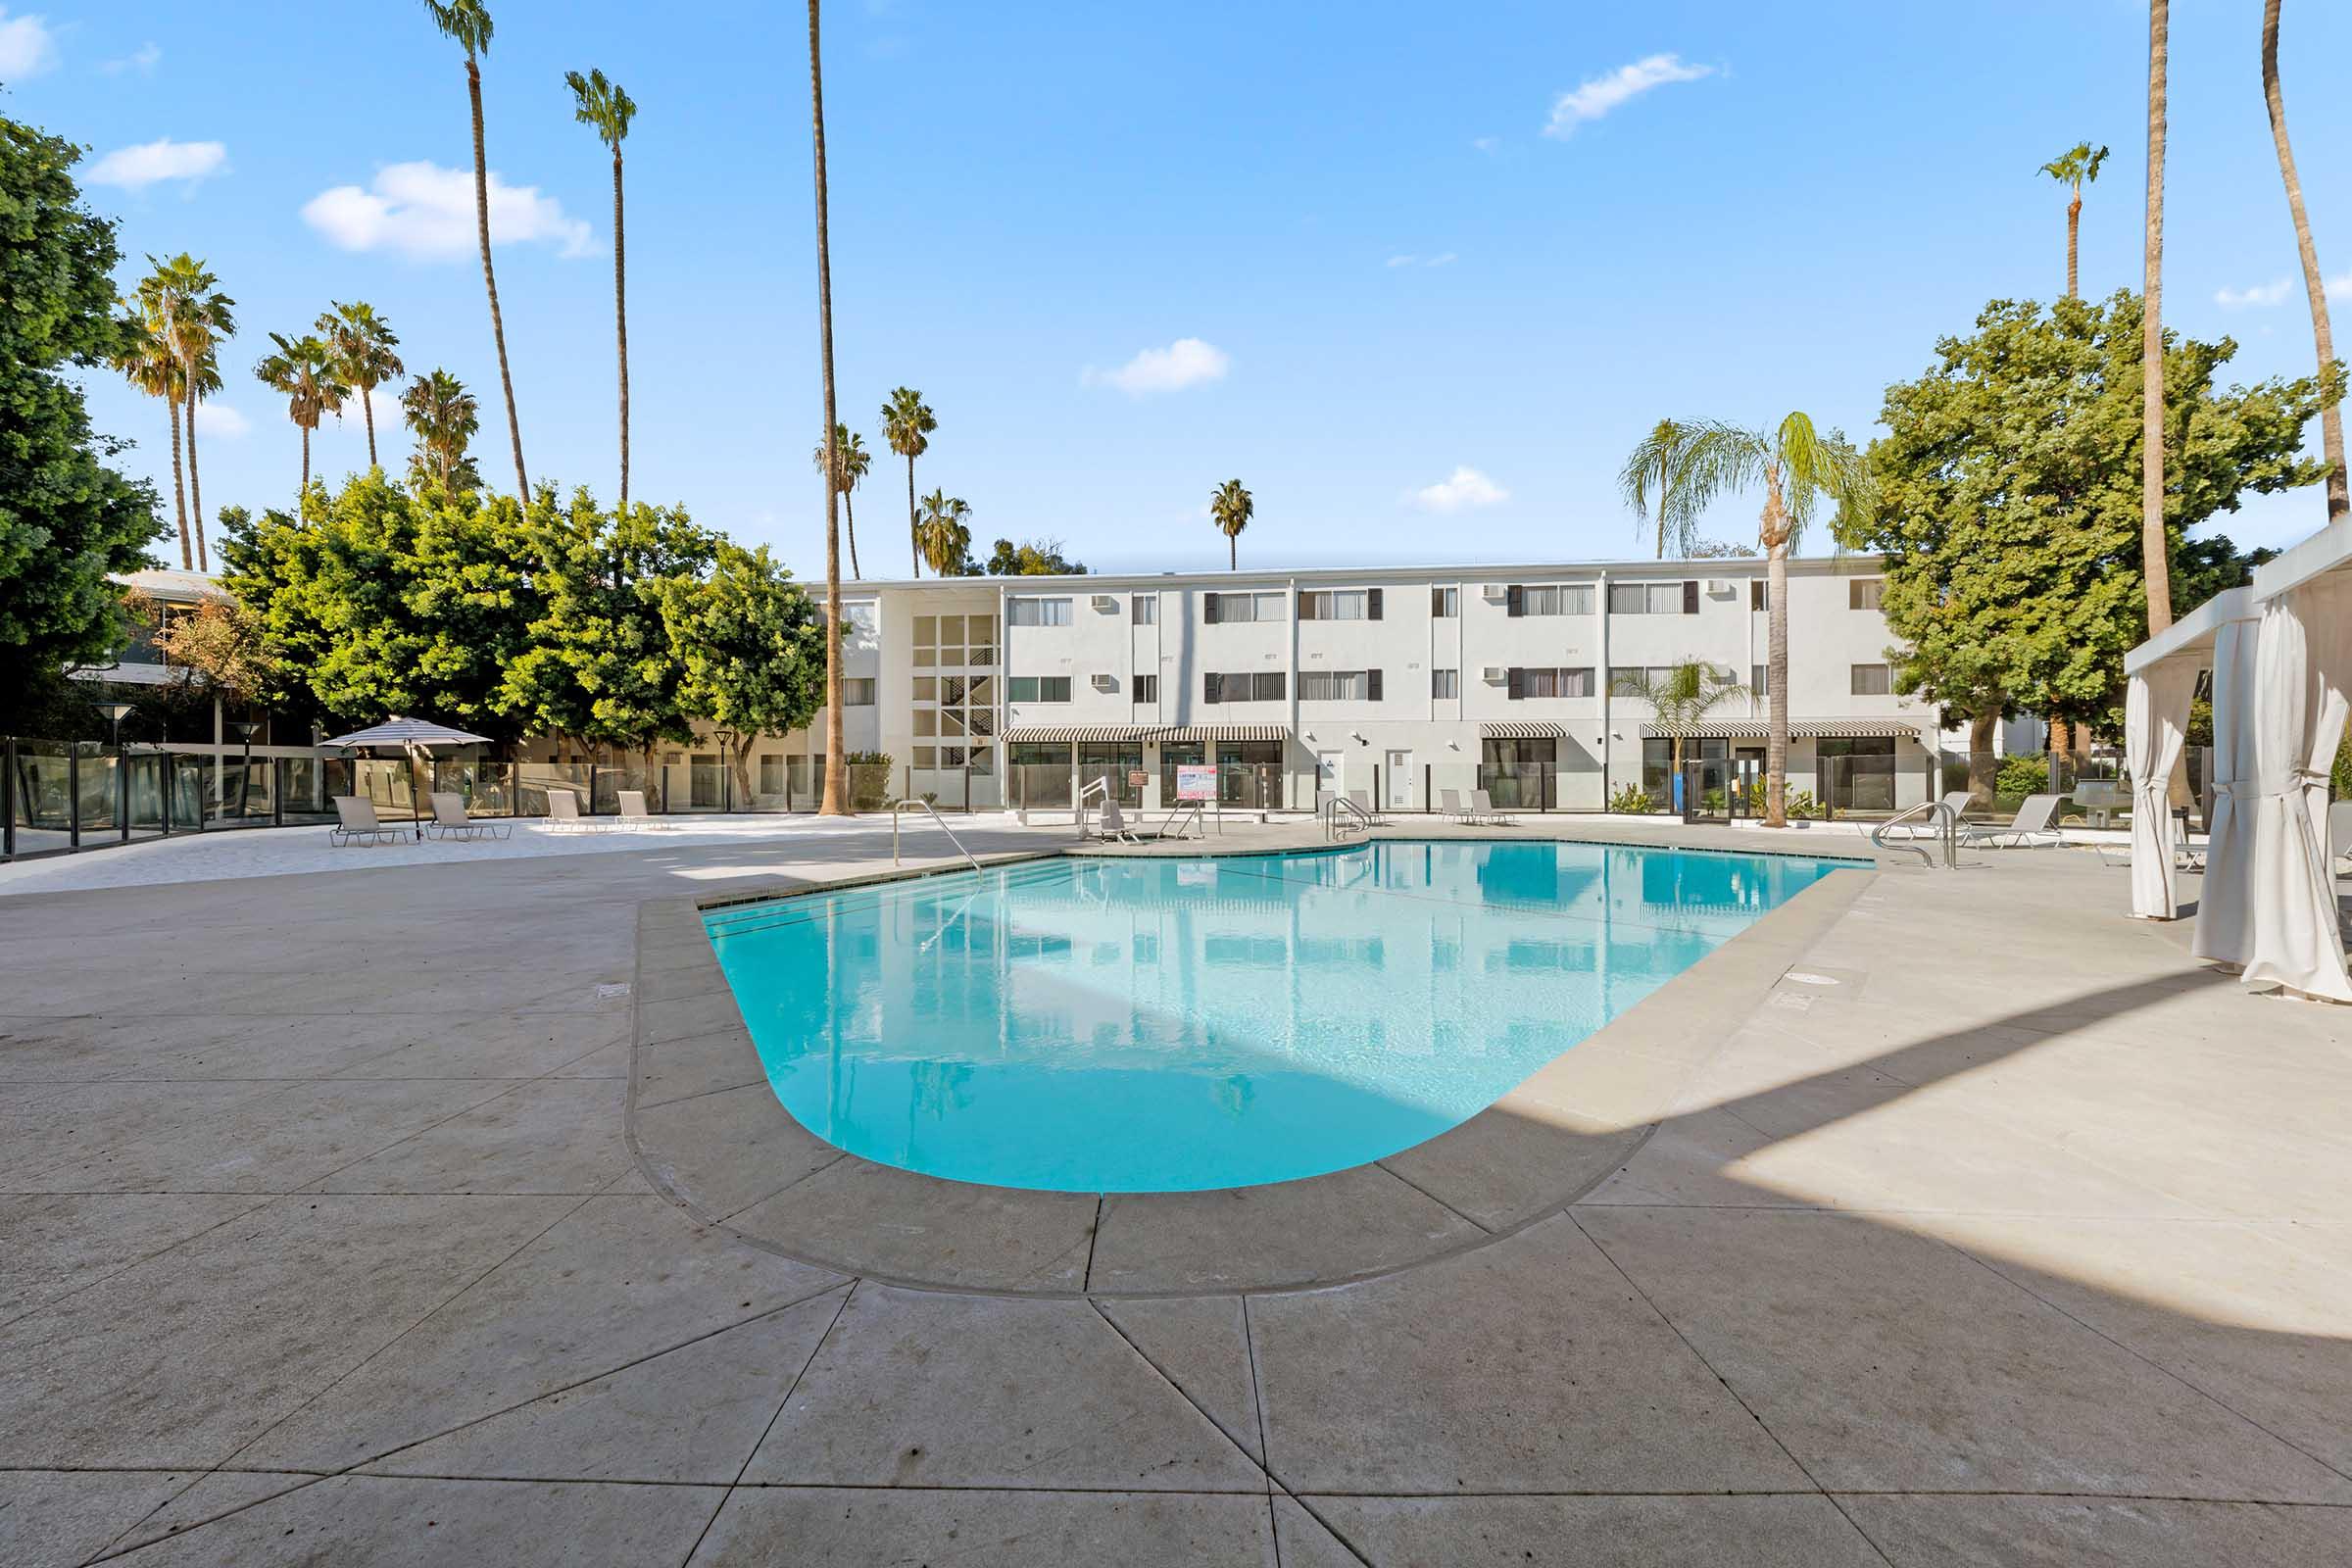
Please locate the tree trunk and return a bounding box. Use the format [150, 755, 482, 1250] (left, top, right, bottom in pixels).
[809, 0, 848, 817]
[1966, 710, 1998, 807]
[468, 59, 530, 502]
[184, 397, 207, 571]
[362, 386, 377, 469]
[167, 394, 190, 568]
[1760, 472, 1792, 829]
[2141, 0, 2174, 637]
[1228, 533, 1237, 570]
[845, 485, 861, 578]
[612, 149, 631, 512]
[2065, 193, 2082, 299]
[2264, 0, 2348, 522]
[906, 456, 919, 577]
[300, 424, 312, 505]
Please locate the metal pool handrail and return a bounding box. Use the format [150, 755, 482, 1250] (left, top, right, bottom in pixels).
[1870, 799, 1959, 867]
[894, 798, 983, 870]
[1323, 795, 1370, 841]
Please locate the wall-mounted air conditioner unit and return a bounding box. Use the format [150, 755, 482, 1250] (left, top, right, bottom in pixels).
[1705, 579, 1735, 596]
[1090, 673, 1117, 692]
[1480, 583, 1507, 600]
[1091, 594, 1119, 612]
[1481, 665, 1508, 683]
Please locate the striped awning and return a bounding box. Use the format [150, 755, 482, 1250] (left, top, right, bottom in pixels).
[1481, 721, 1564, 739]
[1640, 717, 1924, 740]
[1002, 725, 1162, 743]
[1152, 724, 1291, 743]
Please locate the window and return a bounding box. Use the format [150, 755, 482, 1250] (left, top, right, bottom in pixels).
[1750, 579, 1769, 612]
[1007, 597, 1072, 627]
[758, 756, 784, 796]
[1506, 584, 1593, 616]
[1751, 663, 1768, 696]
[1608, 665, 1679, 694]
[1204, 671, 1285, 703]
[1608, 581, 1692, 614]
[911, 746, 937, 769]
[1431, 586, 1458, 617]
[1202, 590, 1286, 623]
[1507, 666, 1595, 700]
[1007, 675, 1072, 703]
[913, 612, 991, 670]
[1850, 663, 1892, 696]
[1431, 668, 1460, 699]
[1849, 577, 1885, 611]
[1131, 594, 1157, 624]
[1297, 669, 1383, 702]
[1298, 588, 1382, 620]
[841, 677, 876, 706]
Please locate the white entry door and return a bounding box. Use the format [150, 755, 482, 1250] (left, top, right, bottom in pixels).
[1386, 751, 1413, 809]
[1315, 751, 1344, 807]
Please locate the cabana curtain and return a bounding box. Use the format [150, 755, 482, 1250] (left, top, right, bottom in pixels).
[2238, 581, 2352, 1003]
[2124, 660, 2198, 919]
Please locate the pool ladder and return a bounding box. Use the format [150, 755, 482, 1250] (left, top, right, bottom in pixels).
[1323, 796, 1371, 841]
[1870, 800, 1960, 867]
[893, 798, 983, 870]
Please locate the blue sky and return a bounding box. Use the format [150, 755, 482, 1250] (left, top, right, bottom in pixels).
[13, 0, 2352, 577]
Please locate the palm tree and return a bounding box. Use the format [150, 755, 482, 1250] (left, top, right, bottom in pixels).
[1611, 660, 1748, 807]
[1620, 417, 1690, 559]
[914, 489, 973, 577]
[253, 332, 348, 504]
[808, 0, 847, 815]
[2140, 0, 2173, 637]
[423, 0, 529, 500]
[402, 368, 480, 489]
[139, 254, 235, 571]
[318, 301, 405, 470]
[809, 425, 870, 577]
[2038, 142, 2109, 300]
[1209, 478, 1252, 569]
[566, 67, 637, 510]
[111, 304, 189, 566]
[1619, 415, 1871, 828]
[880, 387, 935, 576]
[2263, 0, 2346, 523]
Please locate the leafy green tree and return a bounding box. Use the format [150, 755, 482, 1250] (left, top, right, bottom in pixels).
[318, 301, 404, 471]
[1620, 413, 1870, 827]
[139, 253, 235, 569]
[881, 387, 935, 575]
[914, 490, 972, 577]
[0, 113, 160, 724]
[424, 0, 529, 499]
[566, 68, 637, 510]
[2038, 142, 2108, 300]
[980, 536, 1085, 575]
[1209, 478, 1251, 569]
[253, 332, 347, 504]
[402, 368, 480, 492]
[659, 540, 825, 801]
[1841, 292, 2328, 788]
[810, 424, 869, 577]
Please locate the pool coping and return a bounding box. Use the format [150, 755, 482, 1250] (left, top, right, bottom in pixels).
[625, 835, 1878, 1298]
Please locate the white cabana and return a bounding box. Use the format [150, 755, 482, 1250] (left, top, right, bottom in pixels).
[2125, 518, 2352, 1003]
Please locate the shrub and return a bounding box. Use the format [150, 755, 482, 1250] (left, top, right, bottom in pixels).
[1784, 790, 1821, 819]
[1996, 753, 2053, 800]
[1608, 783, 1655, 814]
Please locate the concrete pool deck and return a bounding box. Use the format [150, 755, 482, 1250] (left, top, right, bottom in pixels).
[3, 815, 2350, 1565]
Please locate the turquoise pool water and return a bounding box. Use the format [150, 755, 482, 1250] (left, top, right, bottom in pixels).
[703, 841, 1851, 1193]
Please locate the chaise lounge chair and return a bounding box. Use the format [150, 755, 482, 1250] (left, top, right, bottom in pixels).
[615, 789, 672, 830]
[544, 790, 610, 832]
[1439, 788, 1472, 823]
[330, 795, 405, 847]
[1961, 792, 2065, 850]
[1468, 788, 1515, 826]
[426, 791, 514, 842]
[1345, 788, 1389, 826]
[1885, 790, 1977, 840]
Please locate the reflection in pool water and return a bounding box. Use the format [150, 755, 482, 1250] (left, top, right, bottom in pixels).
[704, 841, 1851, 1193]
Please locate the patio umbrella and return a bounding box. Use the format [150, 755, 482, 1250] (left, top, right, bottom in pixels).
[319, 716, 494, 841]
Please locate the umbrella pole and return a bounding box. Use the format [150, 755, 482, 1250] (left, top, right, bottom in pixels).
[408, 746, 423, 841]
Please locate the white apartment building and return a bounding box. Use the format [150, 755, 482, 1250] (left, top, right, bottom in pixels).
[714, 555, 1944, 818]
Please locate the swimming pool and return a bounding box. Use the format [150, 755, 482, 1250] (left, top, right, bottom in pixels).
[703, 840, 1852, 1193]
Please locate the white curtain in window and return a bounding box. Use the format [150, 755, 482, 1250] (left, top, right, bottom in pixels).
[2124, 658, 2198, 919]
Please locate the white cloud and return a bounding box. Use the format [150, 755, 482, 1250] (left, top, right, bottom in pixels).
[101, 40, 161, 75]
[1406, 466, 1509, 513]
[86, 137, 227, 191]
[1544, 53, 1714, 137]
[1472, 136, 1498, 154]
[0, 6, 58, 77]
[1386, 254, 1417, 268]
[2328, 273, 2352, 301]
[1082, 336, 1229, 396]
[2215, 278, 2292, 310]
[192, 402, 250, 439]
[302, 161, 594, 262]
[1385, 253, 1456, 270]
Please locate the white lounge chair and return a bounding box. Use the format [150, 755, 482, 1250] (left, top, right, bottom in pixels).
[426, 791, 513, 841]
[330, 795, 404, 847]
[615, 789, 671, 830]
[1962, 792, 2065, 849]
[1469, 788, 1515, 826]
[1439, 788, 1472, 823]
[1886, 790, 1977, 840]
[544, 790, 610, 832]
[1345, 788, 1389, 826]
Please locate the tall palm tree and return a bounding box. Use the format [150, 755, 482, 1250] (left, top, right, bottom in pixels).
[808, 0, 847, 815]
[1611, 660, 1748, 805]
[318, 301, 405, 470]
[881, 387, 935, 576]
[424, 0, 529, 500]
[810, 425, 870, 577]
[111, 304, 189, 566]
[253, 332, 348, 505]
[914, 489, 973, 577]
[139, 254, 235, 571]
[2263, 0, 2346, 523]
[2038, 142, 2109, 300]
[402, 368, 480, 489]
[1620, 417, 1690, 558]
[2140, 0, 2173, 636]
[1209, 478, 1252, 569]
[1619, 415, 1871, 828]
[566, 67, 637, 510]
